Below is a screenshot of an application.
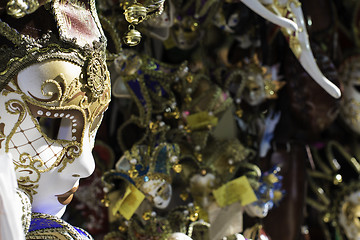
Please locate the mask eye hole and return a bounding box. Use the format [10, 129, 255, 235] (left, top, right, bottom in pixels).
[37, 117, 61, 140]
[37, 117, 72, 141]
[157, 184, 170, 200]
[157, 185, 164, 194]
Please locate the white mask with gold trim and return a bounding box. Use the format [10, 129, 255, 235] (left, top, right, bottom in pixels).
[0, 58, 111, 217]
[141, 179, 172, 209]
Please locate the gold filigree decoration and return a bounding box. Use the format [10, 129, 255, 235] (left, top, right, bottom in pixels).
[7, 93, 84, 173]
[4, 99, 27, 153]
[57, 144, 81, 172]
[86, 52, 110, 99]
[26, 212, 93, 239]
[16, 189, 31, 233]
[40, 79, 63, 104]
[264, 0, 302, 58]
[58, 74, 85, 107]
[15, 153, 41, 201]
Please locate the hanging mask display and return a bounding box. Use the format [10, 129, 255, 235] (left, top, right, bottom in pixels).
[228, 0, 341, 98]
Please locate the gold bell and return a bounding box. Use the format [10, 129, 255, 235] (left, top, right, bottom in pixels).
[123, 25, 142, 46]
[124, 3, 147, 24]
[7, 0, 40, 18]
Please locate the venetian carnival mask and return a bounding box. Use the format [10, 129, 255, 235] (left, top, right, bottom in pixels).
[114, 143, 180, 210]
[0, 0, 110, 218]
[141, 178, 172, 209]
[243, 72, 266, 106]
[240, 59, 284, 106]
[0, 58, 111, 216]
[214, 2, 260, 49]
[339, 56, 360, 134]
[171, 15, 202, 50]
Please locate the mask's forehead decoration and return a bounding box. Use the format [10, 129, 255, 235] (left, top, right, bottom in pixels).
[0, 0, 110, 199]
[53, 0, 105, 48]
[0, 0, 107, 88]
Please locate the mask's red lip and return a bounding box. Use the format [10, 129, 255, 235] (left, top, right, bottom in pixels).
[56, 186, 78, 205]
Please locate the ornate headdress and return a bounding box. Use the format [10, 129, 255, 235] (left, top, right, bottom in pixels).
[0, 0, 109, 94]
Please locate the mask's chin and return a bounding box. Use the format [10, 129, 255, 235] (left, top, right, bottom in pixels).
[55, 205, 67, 218]
[29, 170, 81, 217]
[31, 197, 67, 217]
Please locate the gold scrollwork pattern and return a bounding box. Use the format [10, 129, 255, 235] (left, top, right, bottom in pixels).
[15, 153, 41, 202]
[4, 99, 27, 152]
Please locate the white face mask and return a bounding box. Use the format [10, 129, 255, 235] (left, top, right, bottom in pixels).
[1, 60, 110, 216]
[243, 72, 266, 106]
[141, 179, 172, 209]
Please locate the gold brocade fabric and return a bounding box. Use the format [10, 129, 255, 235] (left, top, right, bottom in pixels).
[26, 212, 93, 240]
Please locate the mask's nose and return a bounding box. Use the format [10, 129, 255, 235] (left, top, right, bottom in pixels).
[60, 127, 95, 179]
